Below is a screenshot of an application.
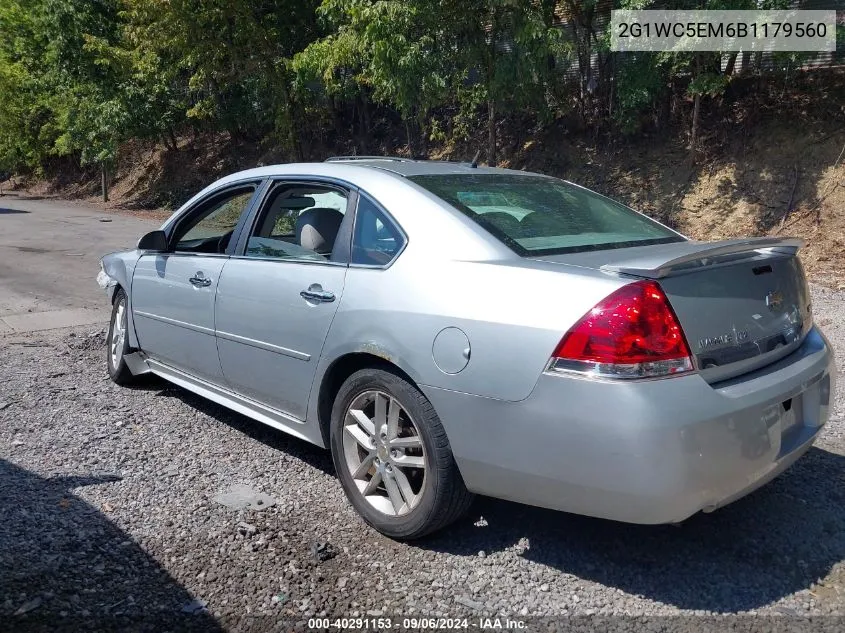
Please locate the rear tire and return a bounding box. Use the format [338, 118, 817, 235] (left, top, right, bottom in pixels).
[330, 367, 474, 539]
[107, 288, 137, 386]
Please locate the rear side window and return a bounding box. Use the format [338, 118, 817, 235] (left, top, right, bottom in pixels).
[409, 174, 683, 256]
[244, 184, 348, 261]
[351, 196, 404, 266]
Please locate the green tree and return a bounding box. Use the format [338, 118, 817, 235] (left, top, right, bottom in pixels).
[295, 0, 563, 164]
[126, 0, 320, 144]
[0, 0, 127, 195]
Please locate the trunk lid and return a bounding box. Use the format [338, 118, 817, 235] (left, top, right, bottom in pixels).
[534, 237, 813, 383]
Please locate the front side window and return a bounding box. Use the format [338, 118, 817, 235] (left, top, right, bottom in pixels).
[245, 184, 348, 261]
[351, 196, 404, 266]
[409, 174, 683, 256]
[174, 187, 256, 253]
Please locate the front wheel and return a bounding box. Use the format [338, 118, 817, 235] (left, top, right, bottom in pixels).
[330, 368, 474, 539]
[107, 288, 137, 386]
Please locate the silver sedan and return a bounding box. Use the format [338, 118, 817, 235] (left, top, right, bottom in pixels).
[98, 157, 835, 539]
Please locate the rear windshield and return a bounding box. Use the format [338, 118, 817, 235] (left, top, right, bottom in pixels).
[409, 174, 684, 256]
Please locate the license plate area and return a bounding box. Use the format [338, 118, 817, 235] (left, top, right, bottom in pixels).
[779, 393, 807, 455]
[780, 396, 802, 433]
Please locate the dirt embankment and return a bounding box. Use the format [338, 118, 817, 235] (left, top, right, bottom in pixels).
[5, 74, 844, 287]
[546, 119, 845, 289]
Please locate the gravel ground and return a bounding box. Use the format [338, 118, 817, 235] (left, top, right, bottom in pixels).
[2, 286, 845, 632]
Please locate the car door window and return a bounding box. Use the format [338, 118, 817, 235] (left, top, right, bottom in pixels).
[173, 187, 256, 254]
[245, 184, 348, 261]
[351, 196, 404, 266]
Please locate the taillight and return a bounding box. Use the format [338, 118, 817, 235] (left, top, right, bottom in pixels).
[548, 280, 693, 380]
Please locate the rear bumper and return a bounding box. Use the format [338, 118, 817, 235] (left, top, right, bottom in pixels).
[423, 327, 835, 524]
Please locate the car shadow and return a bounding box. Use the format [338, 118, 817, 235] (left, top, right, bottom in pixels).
[152, 381, 335, 477]
[120, 376, 845, 613]
[0, 459, 224, 632]
[420, 446, 845, 613]
[0, 208, 30, 214]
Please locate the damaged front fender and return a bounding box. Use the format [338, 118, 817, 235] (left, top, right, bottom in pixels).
[96, 265, 118, 302]
[98, 249, 144, 348]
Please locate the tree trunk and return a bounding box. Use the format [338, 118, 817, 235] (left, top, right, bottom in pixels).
[565, 0, 595, 122]
[689, 93, 701, 158]
[285, 97, 304, 161]
[353, 94, 373, 156]
[723, 52, 738, 76]
[689, 53, 702, 161]
[419, 117, 429, 157]
[362, 100, 372, 143]
[738, 51, 751, 75]
[101, 163, 109, 202]
[162, 132, 175, 152]
[486, 5, 498, 166]
[405, 120, 414, 158]
[487, 98, 496, 166]
[289, 114, 302, 161]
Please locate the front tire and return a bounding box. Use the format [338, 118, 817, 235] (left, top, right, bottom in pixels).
[330, 367, 474, 539]
[107, 288, 137, 386]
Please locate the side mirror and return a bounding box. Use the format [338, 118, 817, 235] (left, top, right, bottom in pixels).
[137, 230, 168, 252]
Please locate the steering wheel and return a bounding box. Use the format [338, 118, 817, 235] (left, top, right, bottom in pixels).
[217, 230, 234, 254]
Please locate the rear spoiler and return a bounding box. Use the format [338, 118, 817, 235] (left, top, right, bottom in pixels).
[600, 237, 805, 279]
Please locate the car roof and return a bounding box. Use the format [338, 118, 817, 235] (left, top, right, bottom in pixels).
[320, 157, 536, 178]
[165, 157, 528, 262]
[213, 158, 542, 186]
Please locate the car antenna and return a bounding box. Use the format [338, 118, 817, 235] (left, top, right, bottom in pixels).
[470, 150, 481, 168]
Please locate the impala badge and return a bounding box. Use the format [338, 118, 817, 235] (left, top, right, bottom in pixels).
[698, 328, 749, 351]
[766, 290, 784, 312]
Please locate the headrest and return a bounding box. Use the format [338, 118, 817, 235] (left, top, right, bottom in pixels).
[295, 208, 344, 254]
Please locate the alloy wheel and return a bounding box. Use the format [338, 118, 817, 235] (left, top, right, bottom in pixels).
[342, 390, 427, 516]
[110, 297, 126, 369]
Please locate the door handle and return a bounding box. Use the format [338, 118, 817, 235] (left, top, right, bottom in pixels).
[189, 272, 212, 288]
[300, 284, 335, 303]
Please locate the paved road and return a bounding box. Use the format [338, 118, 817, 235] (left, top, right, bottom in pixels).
[0, 195, 158, 332]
